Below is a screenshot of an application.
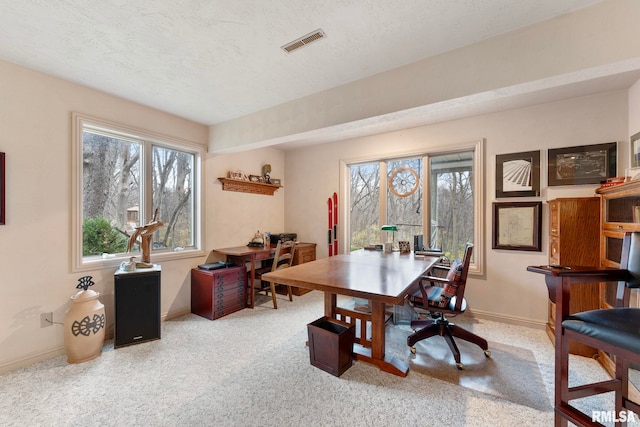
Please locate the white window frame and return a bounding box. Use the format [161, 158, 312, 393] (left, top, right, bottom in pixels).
[339, 139, 484, 275]
[71, 112, 206, 272]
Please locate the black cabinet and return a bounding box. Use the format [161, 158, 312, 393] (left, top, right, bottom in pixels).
[114, 266, 161, 348]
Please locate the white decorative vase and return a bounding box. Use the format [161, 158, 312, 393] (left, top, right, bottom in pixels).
[63, 289, 106, 364]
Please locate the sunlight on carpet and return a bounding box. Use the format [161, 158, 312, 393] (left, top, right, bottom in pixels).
[384, 321, 552, 412]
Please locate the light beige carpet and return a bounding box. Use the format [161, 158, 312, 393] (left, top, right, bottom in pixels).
[0, 290, 617, 426]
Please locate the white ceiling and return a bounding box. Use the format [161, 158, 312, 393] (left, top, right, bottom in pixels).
[0, 0, 610, 129]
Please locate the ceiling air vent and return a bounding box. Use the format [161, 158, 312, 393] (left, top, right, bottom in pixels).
[281, 29, 326, 53]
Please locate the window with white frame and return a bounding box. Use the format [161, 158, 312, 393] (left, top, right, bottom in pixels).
[345, 140, 483, 274]
[72, 113, 204, 271]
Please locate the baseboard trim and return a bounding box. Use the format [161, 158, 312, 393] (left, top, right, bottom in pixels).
[1, 309, 191, 374]
[469, 309, 546, 330]
[0, 347, 66, 375]
[164, 308, 191, 321]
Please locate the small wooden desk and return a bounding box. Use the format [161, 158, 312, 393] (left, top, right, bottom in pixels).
[263, 251, 439, 377]
[213, 245, 275, 308]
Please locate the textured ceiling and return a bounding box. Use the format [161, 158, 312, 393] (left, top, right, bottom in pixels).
[0, 0, 605, 126]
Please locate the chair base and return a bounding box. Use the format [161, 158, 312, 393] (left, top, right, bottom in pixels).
[407, 316, 490, 369]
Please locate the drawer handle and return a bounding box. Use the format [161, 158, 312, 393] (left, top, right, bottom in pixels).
[618, 225, 623, 229]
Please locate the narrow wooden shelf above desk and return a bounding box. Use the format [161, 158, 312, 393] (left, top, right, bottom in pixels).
[218, 177, 282, 195]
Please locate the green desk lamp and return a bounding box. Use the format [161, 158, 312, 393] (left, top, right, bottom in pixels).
[381, 225, 398, 251]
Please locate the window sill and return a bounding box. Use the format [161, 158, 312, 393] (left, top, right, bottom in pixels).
[73, 248, 206, 273]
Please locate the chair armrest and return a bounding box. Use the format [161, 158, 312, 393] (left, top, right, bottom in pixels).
[421, 275, 449, 285]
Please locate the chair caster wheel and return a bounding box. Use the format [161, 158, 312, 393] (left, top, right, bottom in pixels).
[484, 350, 491, 358]
[410, 346, 416, 354]
[456, 362, 464, 370]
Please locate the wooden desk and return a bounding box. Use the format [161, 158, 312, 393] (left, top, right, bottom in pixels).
[213, 245, 275, 308]
[263, 251, 440, 377]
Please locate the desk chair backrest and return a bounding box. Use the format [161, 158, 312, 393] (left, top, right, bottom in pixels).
[423, 242, 473, 312]
[272, 240, 296, 273]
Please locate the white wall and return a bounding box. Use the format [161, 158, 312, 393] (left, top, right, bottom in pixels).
[0, 60, 209, 373]
[284, 89, 628, 327]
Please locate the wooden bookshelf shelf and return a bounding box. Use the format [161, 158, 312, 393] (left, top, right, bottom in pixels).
[218, 178, 281, 196]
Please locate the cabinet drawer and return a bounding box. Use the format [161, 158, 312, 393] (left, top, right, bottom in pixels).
[254, 250, 275, 261]
[214, 291, 246, 308]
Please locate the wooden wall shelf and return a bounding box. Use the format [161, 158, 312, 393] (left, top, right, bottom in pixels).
[218, 178, 281, 195]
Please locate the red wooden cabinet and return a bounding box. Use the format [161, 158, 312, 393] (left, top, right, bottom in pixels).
[191, 266, 247, 320]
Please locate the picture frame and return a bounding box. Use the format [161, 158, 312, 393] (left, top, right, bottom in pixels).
[492, 201, 542, 251]
[626, 166, 640, 181]
[631, 131, 640, 168]
[0, 152, 4, 225]
[495, 151, 540, 198]
[548, 142, 617, 186]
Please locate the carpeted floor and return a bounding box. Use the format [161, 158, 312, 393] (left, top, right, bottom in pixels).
[0, 291, 627, 426]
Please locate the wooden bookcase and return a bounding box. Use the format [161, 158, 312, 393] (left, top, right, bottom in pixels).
[595, 181, 640, 401]
[546, 197, 600, 357]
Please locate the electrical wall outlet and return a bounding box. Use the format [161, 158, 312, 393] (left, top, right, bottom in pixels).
[40, 312, 53, 328]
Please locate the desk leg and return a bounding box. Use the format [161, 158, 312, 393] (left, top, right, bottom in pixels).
[248, 255, 255, 308]
[351, 300, 410, 378]
[324, 293, 337, 318]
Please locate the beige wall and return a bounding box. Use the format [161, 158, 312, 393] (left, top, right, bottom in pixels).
[285, 89, 629, 327]
[206, 148, 285, 250]
[0, 60, 209, 373]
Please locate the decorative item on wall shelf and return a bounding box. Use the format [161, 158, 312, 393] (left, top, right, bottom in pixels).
[492, 201, 542, 251]
[495, 151, 540, 198]
[63, 276, 106, 364]
[548, 142, 617, 186]
[262, 164, 272, 184]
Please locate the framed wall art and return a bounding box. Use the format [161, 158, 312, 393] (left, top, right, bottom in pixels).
[495, 150, 540, 198]
[631, 131, 640, 168]
[0, 152, 4, 225]
[548, 142, 617, 186]
[492, 201, 542, 251]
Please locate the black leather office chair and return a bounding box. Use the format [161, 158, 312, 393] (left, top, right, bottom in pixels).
[542, 232, 640, 426]
[407, 243, 490, 369]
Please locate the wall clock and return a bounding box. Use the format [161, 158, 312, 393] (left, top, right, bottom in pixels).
[388, 167, 419, 197]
